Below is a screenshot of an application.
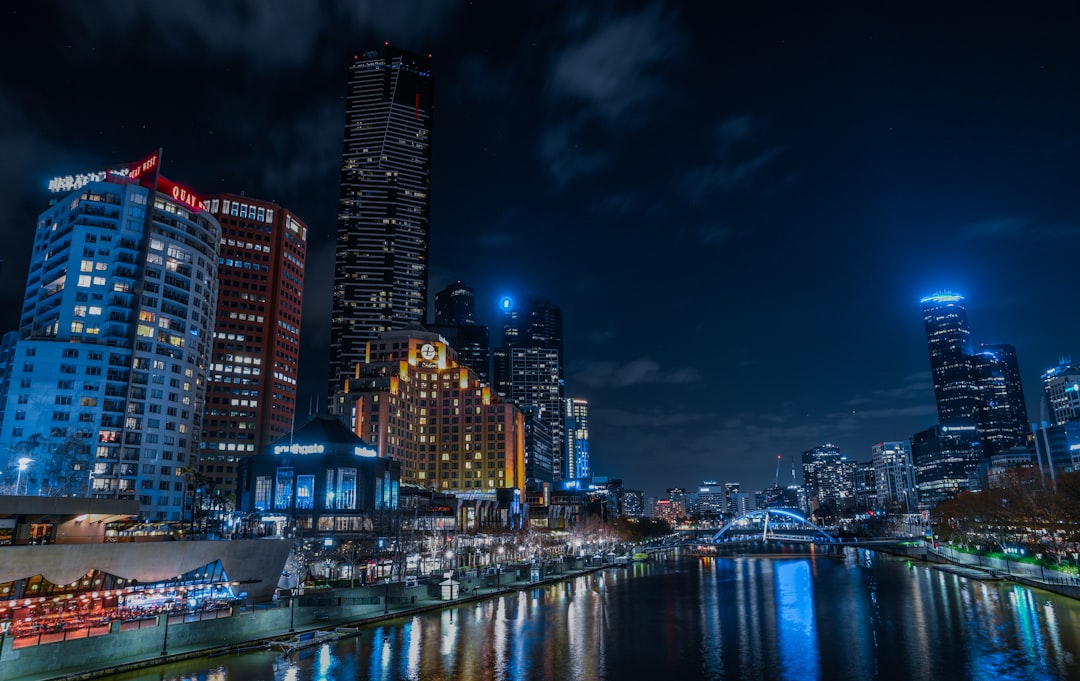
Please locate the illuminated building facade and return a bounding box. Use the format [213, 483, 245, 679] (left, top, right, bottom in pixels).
[493, 296, 565, 480]
[198, 194, 308, 499]
[564, 397, 589, 480]
[0, 157, 219, 520]
[871, 440, 916, 512]
[921, 292, 979, 425]
[911, 423, 982, 506]
[1041, 358, 1080, 426]
[801, 444, 856, 513]
[336, 329, 525, 497]
[973, 343, 1030, 457]
[329, 45, 433, 399]
[238, 414, 398, 532]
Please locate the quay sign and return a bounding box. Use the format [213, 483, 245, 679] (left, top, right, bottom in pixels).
[47, 150, 201, 213]
[274, 443, 325, 455]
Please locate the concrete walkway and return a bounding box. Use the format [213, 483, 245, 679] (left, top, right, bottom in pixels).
[11, 561, 609, 681]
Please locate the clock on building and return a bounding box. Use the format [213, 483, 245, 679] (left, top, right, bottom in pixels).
[420, 343, 436, 361]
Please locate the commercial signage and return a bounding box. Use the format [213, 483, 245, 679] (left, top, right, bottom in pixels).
[274, 443, 325, 455]
[46, 149, 200, 212]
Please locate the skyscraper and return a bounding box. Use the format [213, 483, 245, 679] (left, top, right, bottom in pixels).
[564, 397, 590, 480]
[198, 194, 308, 499]
[493, 296, 565, 480]
[871, 440, 916, 512]
[921, 292, 979, 425]
[329, 45, 433, 398]
[1041, 358, 1080, 426]
[911, 423, 982, 505]
[429, 281, 490, 384]
[0, 155, 219, 520]
[800, 443, 856, 515]
[973, 343, 1030, 456]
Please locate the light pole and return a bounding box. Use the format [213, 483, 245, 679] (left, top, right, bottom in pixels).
[496, 546, 505, 589]
[15, 457, 32, 495]
[160, 598, 174, 656]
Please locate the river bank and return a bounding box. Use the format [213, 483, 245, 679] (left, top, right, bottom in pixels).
[7, 560, 608, 681]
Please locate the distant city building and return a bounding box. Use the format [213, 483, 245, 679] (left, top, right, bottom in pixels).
[237, 414, 399, 534]
[801, 444, 856, 514]
[665, 487, 688, 520]
[694, 482, 726, 519]
[0, 156, 219, 520]
[564, 398, 590, 480]
[493, 296, 565, 480]
[755, 485, 806, 515]
[199, 194, 308, 500]
[521, 406, 555, 488]
[852, 460, 877, 510]
[911, 423, 982, 506]
[921, 292, 980, 425]
[1041, 358, 1080, 426]
[588, 476, 621, 521]
[429, 281, 490, 383]
[973, 343, 1030, 457]
[622, 489, 645, 517]
[871, 440, 916, 512]
[723, 482, 741, 515]
[329, 45, 434, 399]
[1031, 421, 1080, 479]
[334, 328, 526, 499]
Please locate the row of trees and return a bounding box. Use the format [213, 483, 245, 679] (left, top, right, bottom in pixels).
[932, 469, 1080, 559]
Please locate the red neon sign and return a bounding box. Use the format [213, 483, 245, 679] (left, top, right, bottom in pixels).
[159, 177, 201, 213]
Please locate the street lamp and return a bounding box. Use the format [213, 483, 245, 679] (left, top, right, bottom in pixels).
[15, 457, 32, 495]
[160, 598, 174, 656]
[496, 546, 505, 588]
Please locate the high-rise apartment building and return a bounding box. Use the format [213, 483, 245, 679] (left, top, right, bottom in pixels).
[1041, 358, 1080, 426]
[921, 292, 979, 424]
[871, 440, 916, 512]
[564, 397, 589, 480]
[198, 194, 308, 498]
[329, 45, 434, 398]
[339, 329, 525, 496]
[801, 444, 856, 514]
[0, 156, 219, 520]
[493, 296, 565, 479]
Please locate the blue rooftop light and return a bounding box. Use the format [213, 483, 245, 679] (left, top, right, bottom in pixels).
[921, 291, 964, 304]
[499, 296, 514, 311]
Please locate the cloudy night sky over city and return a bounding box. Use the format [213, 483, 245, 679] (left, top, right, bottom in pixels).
[1, 2, 1078, 499]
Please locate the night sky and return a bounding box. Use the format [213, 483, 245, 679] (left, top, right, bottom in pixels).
[2, 3, 1079, 500]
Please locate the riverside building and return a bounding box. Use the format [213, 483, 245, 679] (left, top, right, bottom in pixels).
[334, 329, 525, 498]
[0, 153, 219, 520]
[198, 194, 308, 499]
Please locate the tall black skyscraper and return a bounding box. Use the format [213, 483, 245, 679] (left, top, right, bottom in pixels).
[494, 296, 565, 480]
[429, 281, 490, 384]
[921, 292, 979, 425]
[974, 343, 1030, 456]
[329, 45, 433, 397]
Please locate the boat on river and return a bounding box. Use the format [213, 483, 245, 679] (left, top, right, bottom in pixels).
[632, 552, 649, 562]
[270, 627, 360, 655]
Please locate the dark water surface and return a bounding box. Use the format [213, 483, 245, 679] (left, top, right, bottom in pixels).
[104, 548, 1080, 680]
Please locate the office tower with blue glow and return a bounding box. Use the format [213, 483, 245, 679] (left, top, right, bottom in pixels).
[429, 281, 490, 384]
[198, 194, 308, 499]
[564, 397, 589, 480]
[0, 158, 219, 520]
[973, 343, 1030, 456]
[801, 444, 856, 514]
[493, 296, 565, 481]
[329, 45, 433, 400]
[921, 292, 979, 425]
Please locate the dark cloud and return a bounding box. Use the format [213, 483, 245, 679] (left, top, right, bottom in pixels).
[572, 357, 702, 388]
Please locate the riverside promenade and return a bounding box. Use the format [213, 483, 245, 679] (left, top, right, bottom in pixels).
[4, 559, 608, 681]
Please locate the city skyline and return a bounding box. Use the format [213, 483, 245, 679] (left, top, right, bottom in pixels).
[1, 4, 1079, 499]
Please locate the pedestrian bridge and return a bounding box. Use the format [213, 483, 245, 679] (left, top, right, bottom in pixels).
[710, 509, 837, 544]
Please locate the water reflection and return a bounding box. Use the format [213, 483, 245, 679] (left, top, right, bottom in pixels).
[101, 550, 1080, 681]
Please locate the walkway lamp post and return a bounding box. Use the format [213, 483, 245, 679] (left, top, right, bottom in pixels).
[160, 598, 174, 656]
[496, 546, 505, 588]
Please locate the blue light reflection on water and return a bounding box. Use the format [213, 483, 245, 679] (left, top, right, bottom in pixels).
[99, 550, 1080, 681]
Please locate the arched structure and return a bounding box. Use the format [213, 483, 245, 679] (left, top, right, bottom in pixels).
[711, 508, 837, 544]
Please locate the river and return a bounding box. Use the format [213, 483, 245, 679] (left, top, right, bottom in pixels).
[101, 547, 1080, 680]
